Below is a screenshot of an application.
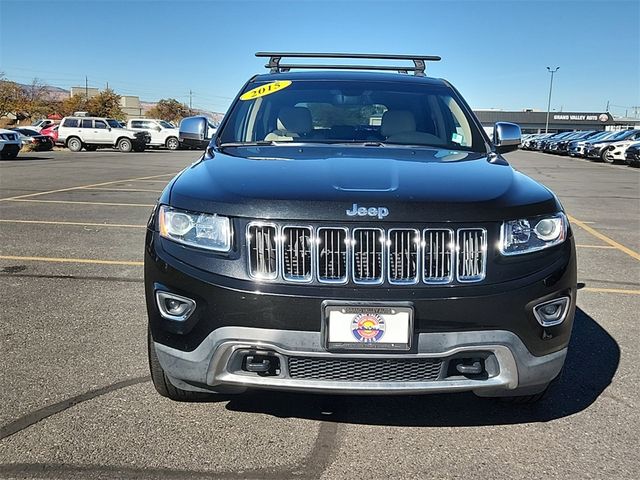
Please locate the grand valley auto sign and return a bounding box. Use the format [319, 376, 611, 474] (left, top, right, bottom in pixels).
[474, 110, 616, 130]
[552, 113, 611, 123]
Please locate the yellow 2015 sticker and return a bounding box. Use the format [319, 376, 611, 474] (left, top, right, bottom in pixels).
[240, 80, 292, 101]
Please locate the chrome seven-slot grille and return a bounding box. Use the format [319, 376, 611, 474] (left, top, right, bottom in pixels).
[247, 223, 487, 285]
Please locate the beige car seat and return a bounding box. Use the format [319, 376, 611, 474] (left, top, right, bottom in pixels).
[381, 110, 443, 146]
[265, 107, 313, 141]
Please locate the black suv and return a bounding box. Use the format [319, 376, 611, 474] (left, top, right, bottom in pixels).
[146, 53, 576, 404]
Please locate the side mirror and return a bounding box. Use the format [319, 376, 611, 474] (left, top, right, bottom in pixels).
[155, 126, 162, 132]
[179, 116, 209, 149]
[494, 122, 521, 154]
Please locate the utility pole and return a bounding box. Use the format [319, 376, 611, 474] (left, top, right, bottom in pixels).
[189, 90, 193, 115]
[85, 76, 88, 99]
[606, 100, 610, 112]
[544, 66, 559, 134]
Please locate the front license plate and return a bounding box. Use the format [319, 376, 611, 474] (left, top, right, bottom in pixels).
[325, 305, 413, 351]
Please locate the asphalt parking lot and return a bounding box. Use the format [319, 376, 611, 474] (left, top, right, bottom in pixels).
[0, 148, 638, 479]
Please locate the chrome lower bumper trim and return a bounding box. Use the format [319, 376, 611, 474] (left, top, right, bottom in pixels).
[154, 327, 567, 395]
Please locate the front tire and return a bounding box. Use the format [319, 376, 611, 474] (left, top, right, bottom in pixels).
[67, 137, 82, 152]
[147, 328, 216, 402]
[166, 136, 180, 150]
[601, 150, 614, 164]
[117, 138, 133, 152]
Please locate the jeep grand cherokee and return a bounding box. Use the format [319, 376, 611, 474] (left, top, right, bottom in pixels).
[145, 53, 576, 404]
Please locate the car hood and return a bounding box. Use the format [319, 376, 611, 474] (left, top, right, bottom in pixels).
[609, 140, 635, 148]
[167, 146, 559, 222]
[590, 139, 622, 147]
[114, 128, 145, 136]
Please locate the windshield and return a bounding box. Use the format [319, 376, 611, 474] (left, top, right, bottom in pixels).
[219, 79, 486, 152]
[612, 129, 637, 140]
[588, 131, 613, 141]
[106, 119, 121, 128]
[159, 121, 174, 129]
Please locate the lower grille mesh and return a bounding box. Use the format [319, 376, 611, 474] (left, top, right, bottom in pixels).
[288, 357, 443, 382]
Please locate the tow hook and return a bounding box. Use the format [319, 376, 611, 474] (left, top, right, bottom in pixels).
[456, 360, 483, 375]
[243, 354, 280, 376]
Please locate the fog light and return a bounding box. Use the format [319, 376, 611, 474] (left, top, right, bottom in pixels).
[155, 291, 196, 321]
[533, 296, 570, 327]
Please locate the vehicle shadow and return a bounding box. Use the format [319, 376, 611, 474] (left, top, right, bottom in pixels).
[225, 307, 619, 426]
[0, 154, 55, 161]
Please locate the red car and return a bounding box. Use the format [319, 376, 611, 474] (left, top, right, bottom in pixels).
[40, 124, 59, 144]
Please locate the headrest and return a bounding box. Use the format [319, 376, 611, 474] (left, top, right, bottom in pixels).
[276, 107, 312, 134]
[381, 110, 416, 137]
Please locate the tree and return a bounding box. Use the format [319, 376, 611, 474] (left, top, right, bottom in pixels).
[87, 88, 124, 119]
[61, 94, 90, 116]
[0, 72, 26, 118]
[146, 98, 190, 123]
[1, 74, 62, 121]
[21, 78, 51, 119]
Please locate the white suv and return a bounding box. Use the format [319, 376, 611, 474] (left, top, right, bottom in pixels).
[0, 128, 22, 159]
[58, 117, 150, 152]
[126, 119, 181, 150]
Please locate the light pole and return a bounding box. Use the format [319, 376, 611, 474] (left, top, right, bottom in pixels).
[545, 66, 559, 133]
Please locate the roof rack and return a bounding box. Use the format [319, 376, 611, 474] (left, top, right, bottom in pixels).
[255, 52, 441, 77]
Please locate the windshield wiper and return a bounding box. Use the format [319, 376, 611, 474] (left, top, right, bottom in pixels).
[219, 141, 275, 147]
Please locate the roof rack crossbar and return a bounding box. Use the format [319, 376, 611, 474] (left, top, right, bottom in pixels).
[255, 52, 441, 77]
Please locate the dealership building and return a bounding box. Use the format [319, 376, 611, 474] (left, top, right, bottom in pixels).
[474, 110, 639, 134]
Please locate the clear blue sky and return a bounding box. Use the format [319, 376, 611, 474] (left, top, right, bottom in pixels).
[1, 0, 638, 116]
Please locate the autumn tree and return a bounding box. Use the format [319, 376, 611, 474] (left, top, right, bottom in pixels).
[0, 74, 63, 121]
[20, 78, 51, 119]
[0, 72, 26, 118]
[146, 98, 190, 123]
[61, 94, 90, 116]
[87, 88, 124, 119]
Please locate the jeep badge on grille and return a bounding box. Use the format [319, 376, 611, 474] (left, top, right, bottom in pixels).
[346, 203, 389, 219]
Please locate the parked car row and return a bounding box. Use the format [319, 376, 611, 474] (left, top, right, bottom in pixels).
[521, 129, 640, 167]
[2, 116, 185, 156]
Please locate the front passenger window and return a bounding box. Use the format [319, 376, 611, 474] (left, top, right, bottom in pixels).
[94, 121, 107, 129]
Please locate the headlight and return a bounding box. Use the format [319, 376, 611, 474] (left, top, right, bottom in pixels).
[158, 205, 231, 252]
[500, 213, 567, 256]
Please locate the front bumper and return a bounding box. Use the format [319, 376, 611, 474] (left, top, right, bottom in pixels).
[154, 327, 567, 396]
[146, 229, 577, 396]
[605, 148, 625, 162]
[0, 143, 21, 154]
[585, 146, 605, 159]
[568, 146, 583, 157]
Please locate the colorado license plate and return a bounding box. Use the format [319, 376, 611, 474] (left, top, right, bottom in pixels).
[325, 305, 413, 351]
